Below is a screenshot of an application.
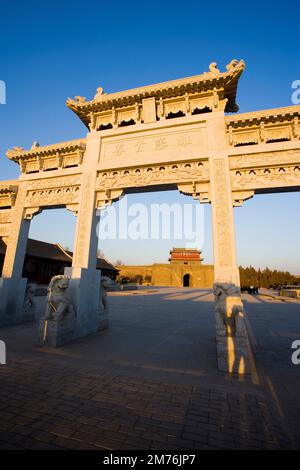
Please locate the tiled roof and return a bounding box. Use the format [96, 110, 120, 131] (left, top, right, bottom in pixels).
[0, 238, 118, 272]
[66, 60, 245, 127]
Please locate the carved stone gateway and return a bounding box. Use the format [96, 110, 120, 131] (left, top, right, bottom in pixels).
[1, 59, 300, 374]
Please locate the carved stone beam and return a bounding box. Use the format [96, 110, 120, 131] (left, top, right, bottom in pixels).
[96, 188, 124, 209]
[232, 190, 254, 207]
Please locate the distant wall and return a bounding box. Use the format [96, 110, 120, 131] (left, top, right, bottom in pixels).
[117, 265, 153, 280]
[280, 289, 300, 299]
[118, 263, 214, 288]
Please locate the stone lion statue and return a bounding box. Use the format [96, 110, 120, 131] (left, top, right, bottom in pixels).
[213, 283, 244, 336]
[44, 275, 75, 322]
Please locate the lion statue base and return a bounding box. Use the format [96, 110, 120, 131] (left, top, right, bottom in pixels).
[213, 283, 246, 337]
[38, 275, 76, 347]
[213, 283, 251, 374]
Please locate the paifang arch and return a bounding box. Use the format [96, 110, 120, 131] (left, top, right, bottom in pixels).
[0, 59, 300, 372]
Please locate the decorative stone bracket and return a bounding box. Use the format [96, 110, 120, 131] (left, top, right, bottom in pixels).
[178, 183, 255, 207]
[232, 190, 254, 207]
[65, 204, 79, 216]
[177, 181, 210, 203]
[24, 207, 42, 220]
[96, 188, 124, 209]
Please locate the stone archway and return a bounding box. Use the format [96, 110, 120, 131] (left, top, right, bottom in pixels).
[1, 58, 300, 373]
[183, 273, 191, 287]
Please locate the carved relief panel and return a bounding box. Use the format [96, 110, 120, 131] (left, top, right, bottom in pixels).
[231, 165, 300, 191]
[96, 159, 209, 191]
[211, 158, 233, 267]
[25, 175, 81, 210]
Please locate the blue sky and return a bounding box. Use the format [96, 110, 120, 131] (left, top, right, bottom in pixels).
[0, 0, 299, 273]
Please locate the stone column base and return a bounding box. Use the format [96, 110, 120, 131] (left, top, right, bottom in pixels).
[64, 267, 109, 339]
[213, 282, 253, 374]
[37, 269, 110, 348]
[0, 277, 33, 327]
[38, 312, 76, 348]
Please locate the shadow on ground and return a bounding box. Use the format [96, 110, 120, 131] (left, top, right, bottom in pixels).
[0, 288, 298, 449]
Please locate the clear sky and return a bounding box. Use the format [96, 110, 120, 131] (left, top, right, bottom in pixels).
[0, 0, 299, 274]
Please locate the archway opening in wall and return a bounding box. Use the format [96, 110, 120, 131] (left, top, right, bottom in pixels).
[26, 207, 76, 285]
[234, 192, 300, 293]
[183, 273, 191, 287]
[98, 188, 213, 288]
[234, 191, 299, 392]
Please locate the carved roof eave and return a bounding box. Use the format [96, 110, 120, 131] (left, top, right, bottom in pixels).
[226, 105, 300, 127]
[66, 60, 245, 128]
[6, 138, 86, 163]
[0, 181, 18, 195]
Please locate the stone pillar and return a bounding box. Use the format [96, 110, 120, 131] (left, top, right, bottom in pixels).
[207, 113, 251, 374]
[209, 156, 240, 285]
[0, 183, 32, 326]
[64, 133, 108, 340]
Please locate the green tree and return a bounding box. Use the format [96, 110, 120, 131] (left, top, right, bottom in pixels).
[239, 266, 297, 289]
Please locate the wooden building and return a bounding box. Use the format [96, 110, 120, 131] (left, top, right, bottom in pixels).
[0, 238, 118, 284]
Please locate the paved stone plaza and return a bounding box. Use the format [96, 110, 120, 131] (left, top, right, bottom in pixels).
[0, 287, 299, 450]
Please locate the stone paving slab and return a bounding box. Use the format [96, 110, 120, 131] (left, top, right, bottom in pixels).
[0, 357, 292, 450]
[0, 287, 299, 450]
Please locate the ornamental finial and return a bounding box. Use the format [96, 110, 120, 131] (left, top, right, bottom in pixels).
[226, 59, 239, 71]
[209, 62, 220, 74]
[31, 141, 40, 149]
[94, 86, 105, 100]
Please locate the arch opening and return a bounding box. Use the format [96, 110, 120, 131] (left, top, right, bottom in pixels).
[183, 273, 191, 287]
